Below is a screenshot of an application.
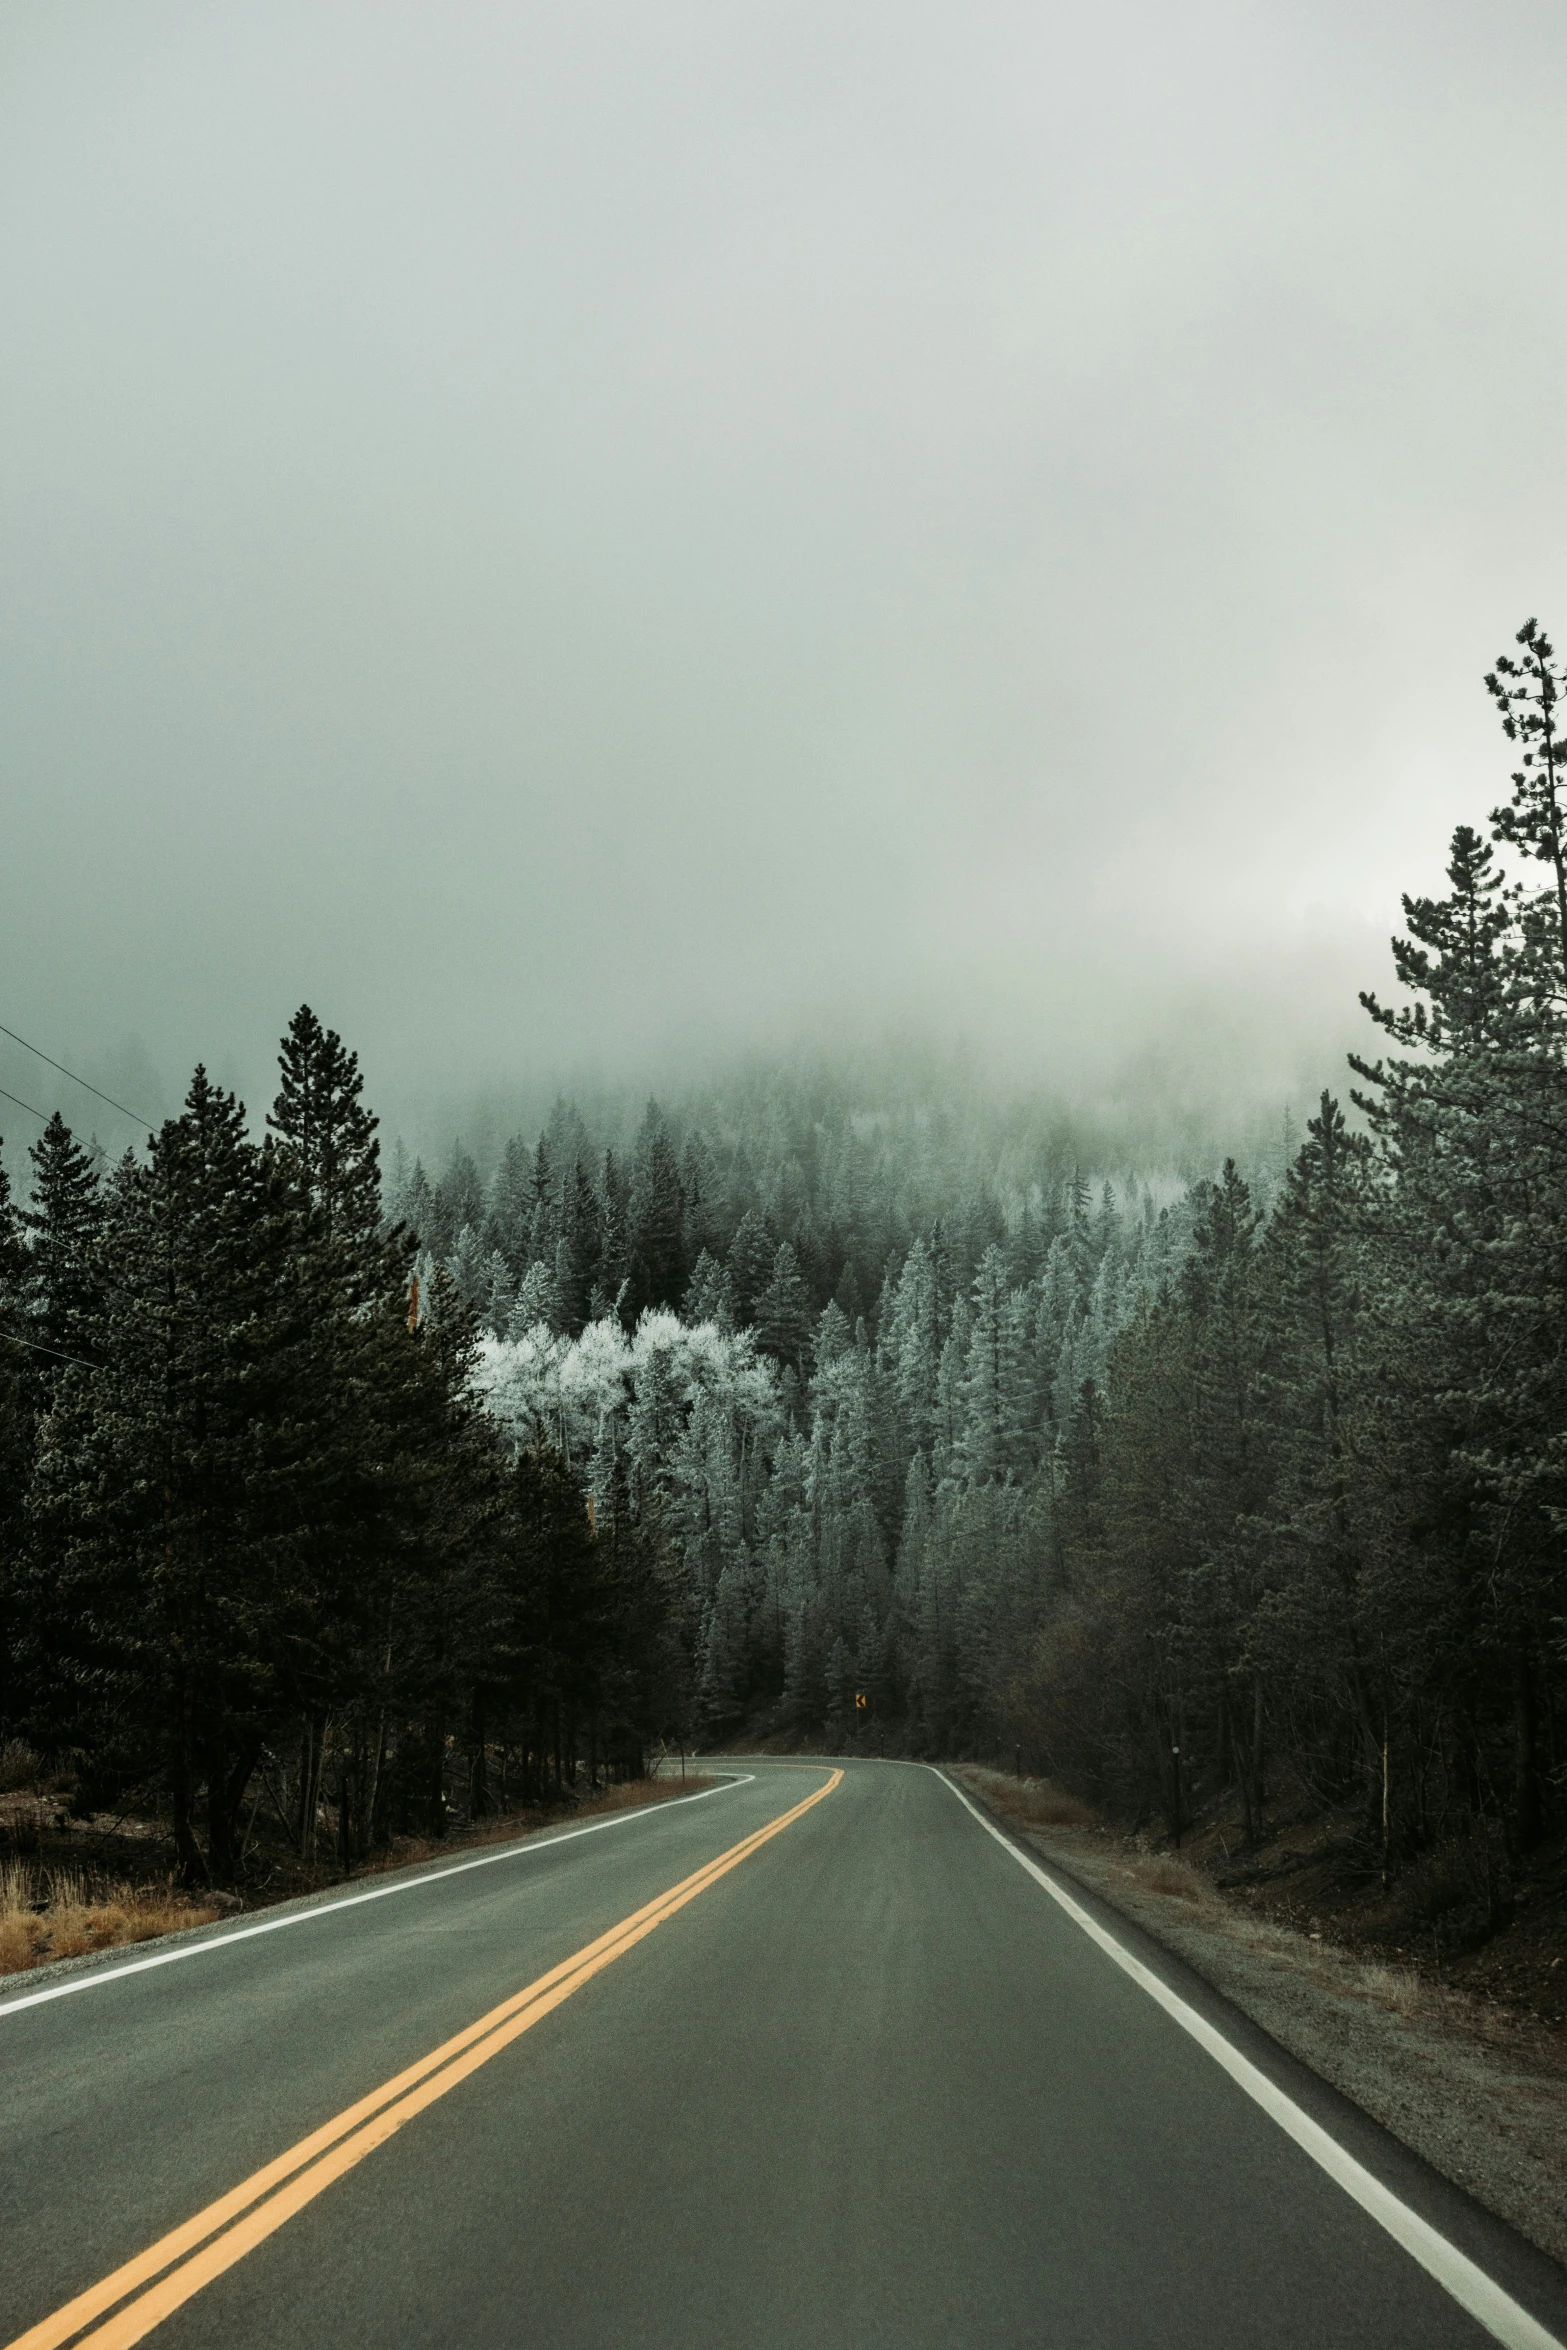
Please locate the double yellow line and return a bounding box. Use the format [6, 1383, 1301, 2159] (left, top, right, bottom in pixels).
[9, 1768, 842, 2350]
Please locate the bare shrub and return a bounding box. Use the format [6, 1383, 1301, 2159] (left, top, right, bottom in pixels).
[1137, 1858, 1207, 1901]
[0, 1741, 39, 1794]
[959, 1767, 1098, 1831]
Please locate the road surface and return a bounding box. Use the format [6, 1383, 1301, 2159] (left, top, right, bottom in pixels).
[2, 1760, 1564, 2349]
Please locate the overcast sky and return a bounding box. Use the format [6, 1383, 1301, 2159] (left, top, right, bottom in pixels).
[2, 1, 1564, 1149]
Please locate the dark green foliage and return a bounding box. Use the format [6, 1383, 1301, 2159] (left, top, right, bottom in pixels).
[20, 1113, 103, 1400]
[726, 1209, 775, 1325]
[753, 1242, 812, 1375]
[0, 1155, 34, 1723]
[1016, 629, 1567, 1886]
[269, 1006, 382, 1256]
[683, 1248, 736, 1331]
[628, 1102, 686, 1313]
[594, 1150, 630, 1321]
[27, 1071, 313, 1876]
[2, 1013, 686, 1883]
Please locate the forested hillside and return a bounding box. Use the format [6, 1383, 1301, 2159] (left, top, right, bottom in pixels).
[395, 622, 1567, 1904]
[3, 623, 1566, 1915]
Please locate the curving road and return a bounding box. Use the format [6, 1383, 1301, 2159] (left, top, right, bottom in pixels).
[1, 1760, 1564, 2350]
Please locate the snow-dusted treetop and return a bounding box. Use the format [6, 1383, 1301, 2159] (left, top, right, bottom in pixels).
[474, 1308, 780, 1480]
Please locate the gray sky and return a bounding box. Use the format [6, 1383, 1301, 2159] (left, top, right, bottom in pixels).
[2, 0, 1563, 1150]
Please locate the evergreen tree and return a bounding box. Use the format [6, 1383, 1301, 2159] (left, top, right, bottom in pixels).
[594, 1150, 630, 1320]
[485, 1134, 536, 1272]
[20, 1113, 104, 1397]
[0, 1152, 33, 1728]
[628, 1102, 686, 1314]
[1486, 618, 1567, 1002]
[683, 1248, 737, 1331]
[754, 1243, 812, 1376]
[29, 1072, 311, 1878]
[726, 1209, 775, 1326]
[509, 1260, 555, 1334]
[431, 1142, 484, 1262]
[268, 1007, 382, 1260]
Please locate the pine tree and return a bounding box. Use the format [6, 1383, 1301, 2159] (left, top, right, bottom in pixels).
[509, 1260, 556, 1334]
[885, 1236, 941, 1467]
[484, 1135, 536, 1272]
[680, 1130, 721, 1266]
[812, 1299, 853, 1372]
[20, 1113, 104, 1396]
[481, 1251, 515, 1337]
[526, 1137, 556, 1267]
[628, 1102, 686, 1314]
[683, 1249, 737, 1331]
[431, 1142, 484, 1262]
[1486, 618, 1567, 1002]
[268, 1007, 382, 1260]
[754, 1244, 812, 1376]
[0, 1152, 33, 1730]
[726, 1209, 775, 1327]
[397, 1157, 437, 1250]
[594, 1150, 630, 1321]
[958, 1245, 1011, 1486]
[30, 1072, 311, 1878]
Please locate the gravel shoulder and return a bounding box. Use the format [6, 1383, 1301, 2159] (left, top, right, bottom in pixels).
[956, 1766, 1567, 2268]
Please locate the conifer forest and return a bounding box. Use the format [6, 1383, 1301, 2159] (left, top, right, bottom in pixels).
[4, 623, 1567, 1904]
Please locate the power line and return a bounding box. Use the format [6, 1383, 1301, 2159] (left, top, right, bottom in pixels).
[0, 1021, 154, 1130]
[0, 1327, 94, 1370]
[0, 1082, 51, 1126]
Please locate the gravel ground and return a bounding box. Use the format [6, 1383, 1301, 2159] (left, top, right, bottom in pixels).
[957, 1768, 1567, 2268]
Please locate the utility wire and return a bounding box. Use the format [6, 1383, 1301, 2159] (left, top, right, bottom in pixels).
[0, 1021, 155, 1130]
[0, 1082, 51, 1126]
[0, 1328, 94, 1370]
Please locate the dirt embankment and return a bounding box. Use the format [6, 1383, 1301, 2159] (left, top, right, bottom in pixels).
[957, 1766, 1567, 2268]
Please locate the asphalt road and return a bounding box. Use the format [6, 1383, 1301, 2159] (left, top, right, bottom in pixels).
[2, 1760, 1565, 2350]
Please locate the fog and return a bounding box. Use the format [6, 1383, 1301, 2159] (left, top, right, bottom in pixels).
[3, 1, 1565, 1156]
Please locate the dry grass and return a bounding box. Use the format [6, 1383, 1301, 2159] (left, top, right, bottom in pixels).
[1133, 1856, 1208, 1901]
[958, 1767, 1098, 1832]
[0, 1859, 219, 1978]
[0, 1771, 716, 1984]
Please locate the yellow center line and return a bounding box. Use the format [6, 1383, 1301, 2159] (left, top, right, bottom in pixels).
[7, 1768, 842, 2350]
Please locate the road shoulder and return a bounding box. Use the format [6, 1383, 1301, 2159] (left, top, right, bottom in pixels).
[951, 1765, 1567, 2293]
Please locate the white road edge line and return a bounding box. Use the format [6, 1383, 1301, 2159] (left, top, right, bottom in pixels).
[0, 1774, 753, 2021]
[932, 1768, 1563, 2350]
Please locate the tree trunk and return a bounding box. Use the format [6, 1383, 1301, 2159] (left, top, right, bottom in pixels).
[170, 1724, 204, 1888]
[1513, 1627, 1542, 1853]
[429, 1724, 447, 1839]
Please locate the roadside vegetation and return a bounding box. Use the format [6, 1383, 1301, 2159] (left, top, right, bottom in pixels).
[0, 1021, 692, 1894]
[0, 1742, 712, 1979]
[0, 1859, 220, 1977]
